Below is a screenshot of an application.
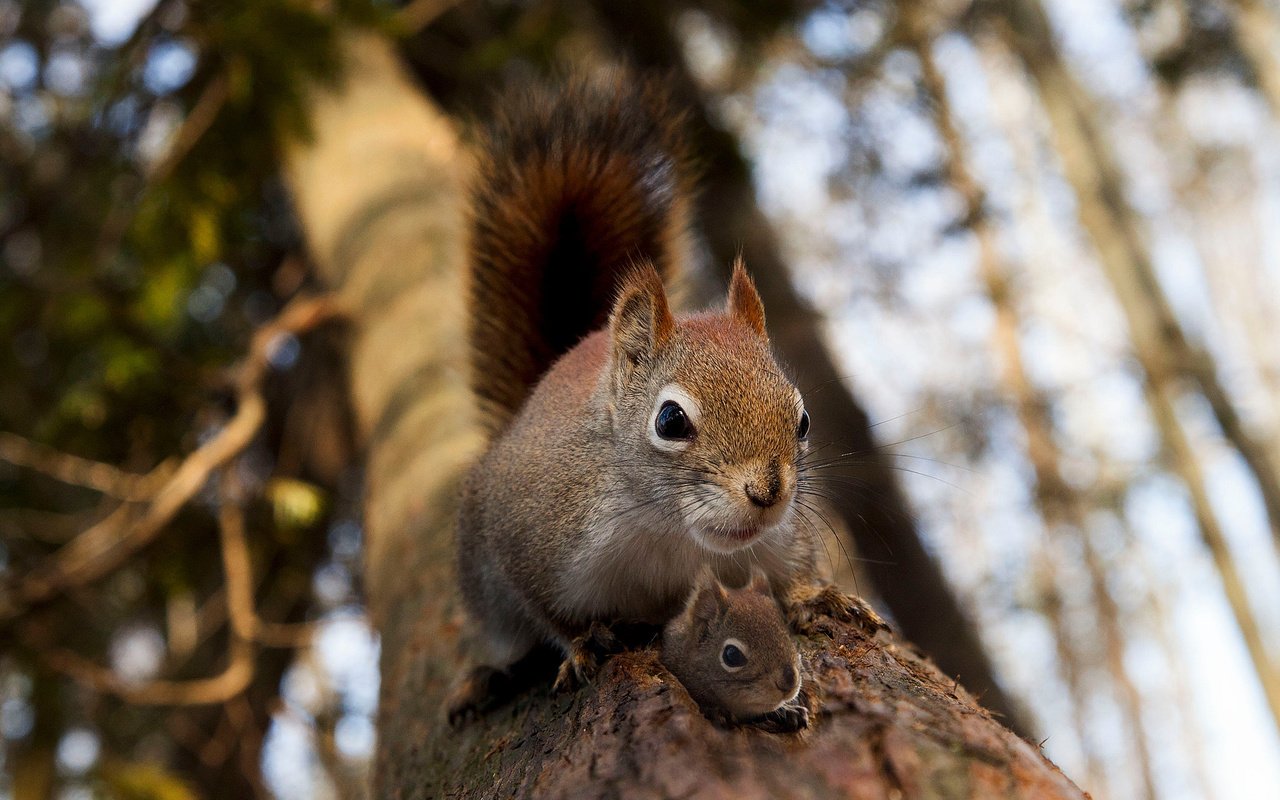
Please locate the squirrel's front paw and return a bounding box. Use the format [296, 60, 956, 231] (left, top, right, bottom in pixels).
[753, 702, 810, 734]
[552, 644, 598, 693]
[551, 622, 618, 693]
[787, 584, 888, 637]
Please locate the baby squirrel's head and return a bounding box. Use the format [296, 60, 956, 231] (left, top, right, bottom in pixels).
[604, 260, 808, 554]
[601, 258, 803, 552]
[661, 566, 802, 721]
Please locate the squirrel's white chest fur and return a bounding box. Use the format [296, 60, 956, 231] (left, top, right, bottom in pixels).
[556, 489, 799, 624]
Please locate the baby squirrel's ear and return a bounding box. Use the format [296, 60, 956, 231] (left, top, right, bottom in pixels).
[609, 261, 674, 379]
[688, 565, 729, 625]
[727, 257, 767, 339]
[746, 567, 772, 597]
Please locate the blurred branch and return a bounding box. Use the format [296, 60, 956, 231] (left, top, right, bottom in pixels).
[314, 706, 370, 800]
[219, 473, 317, 649]
[20, 456, 317, 707]
[222, 695, 272, 800]
[1228, 0, 1280, 116]
[95, 70, 231, 267]
[995, 0, 1280, 565]
[1139, 369, 1280, 726]
[907, 15, 1156, 798]
[0, 296, 340, 622]
[0, 504, 124, 545]
[1103, 492, 1218, 800]
[34, 632, 254, 706]
[147, 74, 232, 185]
[1030, 553, 1104, 791]
[0, 432, 169, 502]
[392, 0, 461, 35]
[987, 0, 1280, 735]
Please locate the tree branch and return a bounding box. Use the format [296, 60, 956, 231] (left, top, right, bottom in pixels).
[0, 432, 167, 502]
[0, 295, 339, 622]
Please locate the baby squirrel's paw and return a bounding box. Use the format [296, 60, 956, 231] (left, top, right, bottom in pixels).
[753, 702, 810, 734]
[787, 583, 888, 637]
[551, 622, 619, 693]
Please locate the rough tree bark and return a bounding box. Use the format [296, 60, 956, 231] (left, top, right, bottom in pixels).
[284, 32, 1086, 798]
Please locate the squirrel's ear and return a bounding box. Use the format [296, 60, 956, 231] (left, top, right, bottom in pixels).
[689, 566, 729, 623]
[726, 257, 767, 339]
[609, 262, 674, 376]
[746, 567, 772, 597]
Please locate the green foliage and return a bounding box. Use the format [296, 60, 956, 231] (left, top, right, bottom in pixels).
[0, 0, 383, 789]
[0, 0, 384, 454]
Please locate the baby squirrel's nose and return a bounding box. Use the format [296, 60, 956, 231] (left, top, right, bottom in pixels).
[777, 664, 798, 693]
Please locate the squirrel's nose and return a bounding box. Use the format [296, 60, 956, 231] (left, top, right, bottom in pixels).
[745, 484, 777, 507]
[744, 459, 783, 507]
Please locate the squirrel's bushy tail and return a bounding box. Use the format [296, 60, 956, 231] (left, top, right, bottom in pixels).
[468, 70, 694, 434]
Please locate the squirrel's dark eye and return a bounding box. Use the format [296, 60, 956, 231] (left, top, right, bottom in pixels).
[720, 640, 748, 671]
[797, 409, 810, 441]
[655, 400, 694, 440]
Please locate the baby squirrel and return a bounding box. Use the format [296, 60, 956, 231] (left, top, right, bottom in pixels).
[450, 72, 882, 721]
[662, 567, 808, 731]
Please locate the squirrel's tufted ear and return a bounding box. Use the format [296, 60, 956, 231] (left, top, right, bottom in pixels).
[746, 567, 772, 597]
[609, 262, 674, 378]
[726, 257, 767, 339]
[688, 565, 729, 624]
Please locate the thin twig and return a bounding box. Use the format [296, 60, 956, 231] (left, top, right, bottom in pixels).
[147, 73, 232, 185]
[95, 73, 232, 267]
[0, 295, 340, 622]
[219, 472, 317, 649]
[392, 0, 461, 34]
[0, 432, 167, 502]
[37, 635, 255, 706]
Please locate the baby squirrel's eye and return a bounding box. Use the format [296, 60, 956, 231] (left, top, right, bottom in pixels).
[655, 400, 694, 440]
[797, 409, 811, 441]
[720, 639, 748, 671]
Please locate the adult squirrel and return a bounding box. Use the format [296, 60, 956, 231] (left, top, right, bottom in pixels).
[450, 71, 884, 721]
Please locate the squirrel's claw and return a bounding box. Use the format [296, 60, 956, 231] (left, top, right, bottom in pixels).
[754, 702, 810, 734]
[787, 583, 888, 637]
[551, 643, 598, 693]
[551, 621, 618, 693]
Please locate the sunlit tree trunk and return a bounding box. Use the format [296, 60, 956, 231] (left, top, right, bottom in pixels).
[283, 31, 1085, 798]
[1229, 0, 1280, 117]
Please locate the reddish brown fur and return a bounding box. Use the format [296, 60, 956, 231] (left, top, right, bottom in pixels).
[467, 71, 695, 435]
[662, 567, 805, 726]
[450, 76, 874, 725]
[727, 257, 769, 339]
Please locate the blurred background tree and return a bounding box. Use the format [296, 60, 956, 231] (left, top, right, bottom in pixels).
[2, 0, 1279, 798]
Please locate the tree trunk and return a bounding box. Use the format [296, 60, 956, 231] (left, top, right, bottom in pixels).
[283, 32, 1085, 798]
